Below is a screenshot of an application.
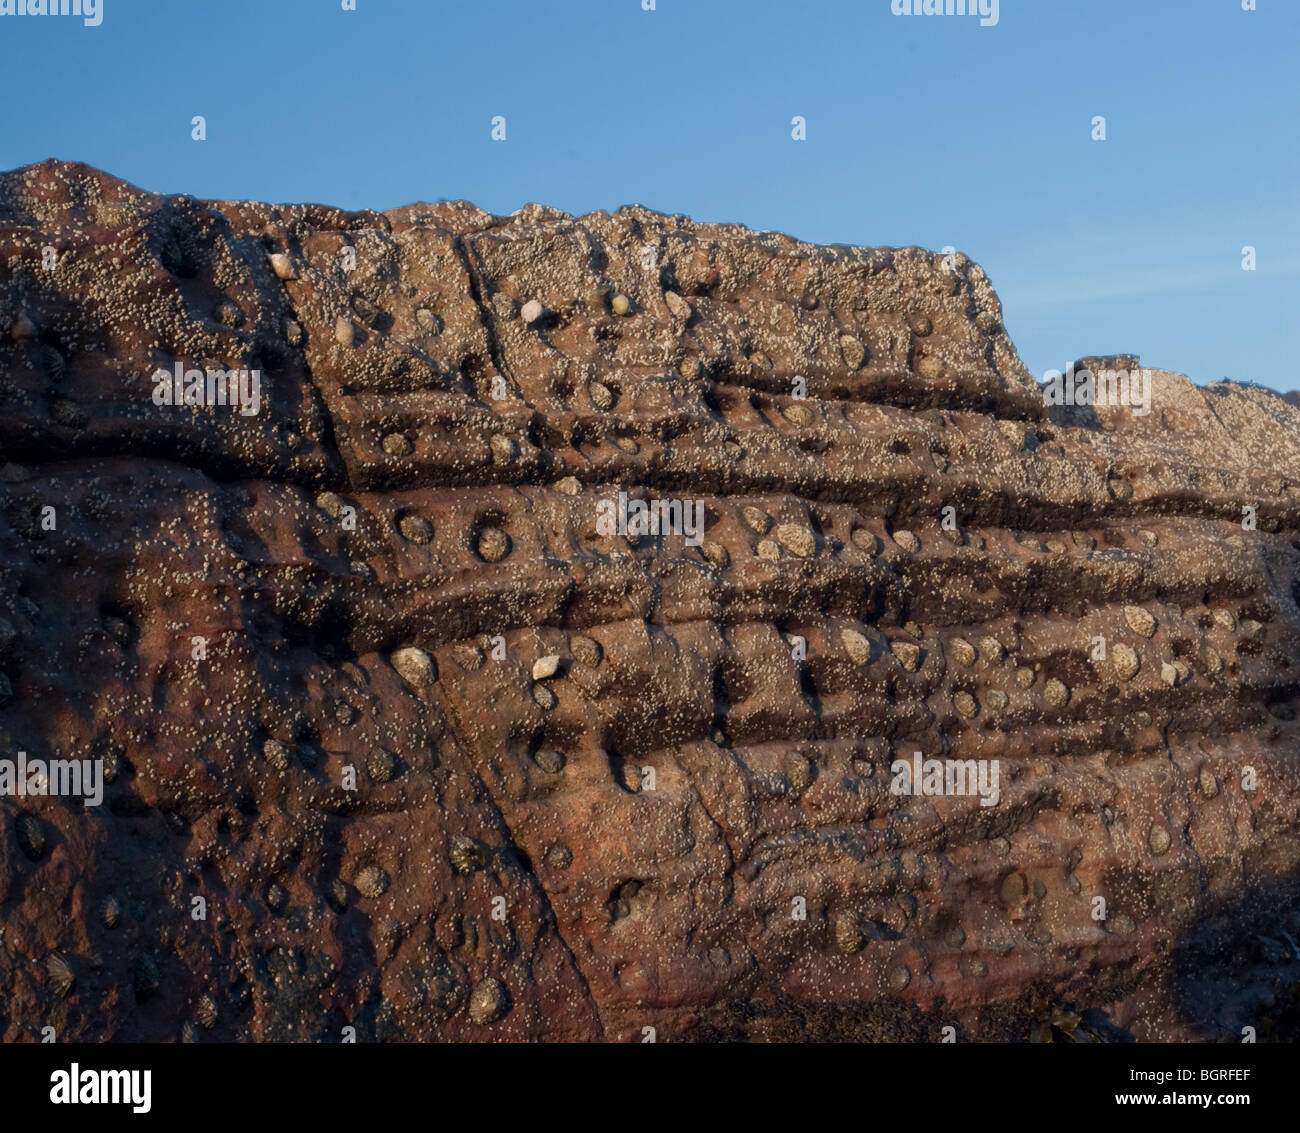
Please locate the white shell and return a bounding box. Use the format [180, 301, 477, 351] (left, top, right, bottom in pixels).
[391, 646, 435, 688]
[532, 655, 561, 681]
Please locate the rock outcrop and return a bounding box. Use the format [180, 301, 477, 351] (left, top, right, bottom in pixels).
[0, 160, 1297, 1042]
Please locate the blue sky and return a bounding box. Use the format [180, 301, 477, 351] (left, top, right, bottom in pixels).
[2, 0, 1297, 391]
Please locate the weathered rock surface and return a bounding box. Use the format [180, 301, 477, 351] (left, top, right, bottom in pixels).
[0, 160, 1298, 1042]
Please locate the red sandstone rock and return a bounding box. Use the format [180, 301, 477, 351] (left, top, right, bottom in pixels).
[0, 160, 1298, 1042]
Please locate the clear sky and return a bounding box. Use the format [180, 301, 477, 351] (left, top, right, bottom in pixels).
[1, 0, 1297, 391]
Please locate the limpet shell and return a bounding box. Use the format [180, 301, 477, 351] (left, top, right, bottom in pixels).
[534, 749, 565, 774]
[1197, 766, 1219, 798]
[1112, 643, 1140, 681]
[477, 527, 511, 562]
[832, 911, 865, 954]
[842, 629, 872, 666]
[775, 524, 815, 558]
[398, 514, 433, 544]
[840, 334, 866, 369]
[891, 641, 921, 672]
[47, 952, 75, 998]
[851, 528, 880, 555]
[355, 865, 389, 899]
[532, 655, 562, 681]
[38, 344, 65, 381]
[263, 739, 290, 771]
[391, 646, 436, 689]
[701, 540, 730, 568]
[367, 749, 396, 783]
[490, 434, 517, 465]
[468, 977, 510, 1024]
[570, 635, 602, 667]
[1124, 605, 1156, 638]
[383, 433, 413, 457]
[978, 636, 1005, 665]
[949, 638, 976, 667]
[449, 834, 484, 876]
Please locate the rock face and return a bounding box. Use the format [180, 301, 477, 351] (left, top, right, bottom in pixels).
[0, 159, 1298, 1043]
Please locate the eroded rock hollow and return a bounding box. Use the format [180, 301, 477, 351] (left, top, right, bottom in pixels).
[1, 160, 1297, 1042]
